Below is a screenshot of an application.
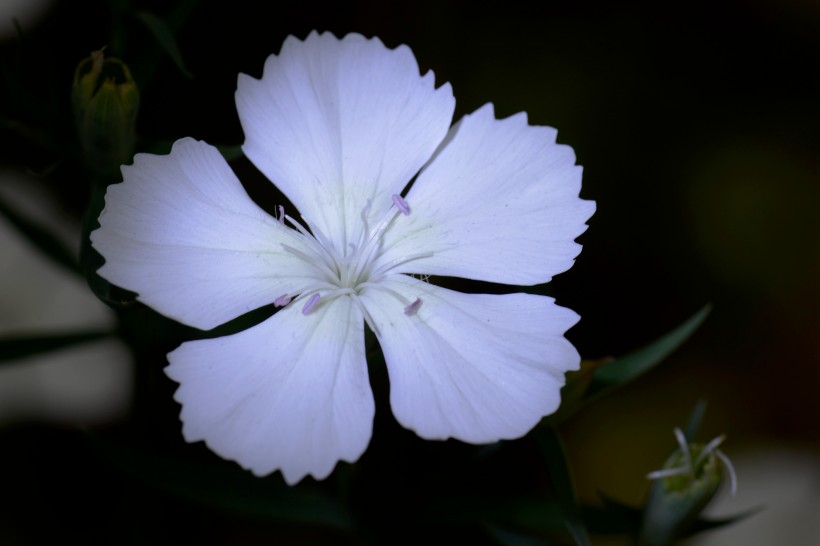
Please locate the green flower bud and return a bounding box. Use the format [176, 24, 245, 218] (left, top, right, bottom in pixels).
[638, 428, 736, 546]
[72, 49, 139, 178]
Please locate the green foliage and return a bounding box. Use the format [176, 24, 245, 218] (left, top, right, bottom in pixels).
[135, 11, 193, 78]
[537, 427, 590, 546]
[553, 304, 712, 422]
[88, 433, 353, 528]
[586, 304, 712, 399]
[0, 194, 80, 276]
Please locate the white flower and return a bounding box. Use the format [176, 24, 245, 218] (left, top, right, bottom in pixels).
[90, 31, 595, 485]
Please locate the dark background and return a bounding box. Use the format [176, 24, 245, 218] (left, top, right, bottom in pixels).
[1, 0, 818, 544]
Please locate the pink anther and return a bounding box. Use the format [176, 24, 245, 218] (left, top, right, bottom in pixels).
[274, 294, 292, 307]
[403, 297, 422, 316]
[302, 293, 321, 315]
[392, 194, 410, 215]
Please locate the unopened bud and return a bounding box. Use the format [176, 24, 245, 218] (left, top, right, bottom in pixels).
[639, 428, 736, 546]
[72, 48, 139, 178]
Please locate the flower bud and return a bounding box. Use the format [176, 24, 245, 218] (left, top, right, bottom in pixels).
[638, 428, 736, 546]
[72, 49, 139, 178]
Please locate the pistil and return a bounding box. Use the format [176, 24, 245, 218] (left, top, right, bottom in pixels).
[277, 195, 429, 325]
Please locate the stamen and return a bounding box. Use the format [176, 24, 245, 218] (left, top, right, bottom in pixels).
[302, 293, 321, 315]
[404, 298, 422, 316]
[274, 294, 292, 307]
[349, 205, 403, 285]
[392, 194, 410, 215]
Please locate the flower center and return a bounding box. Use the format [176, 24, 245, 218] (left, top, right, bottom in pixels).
[277, 194, 430, 332]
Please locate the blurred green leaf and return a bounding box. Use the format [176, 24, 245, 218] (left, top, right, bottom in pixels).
[0, 194, 79, 275]
[88, 433, 353, 528]
[0, 331, 112, 362]
[537, 426, 590, 546]
[685, 506, 764, 536]
[135, 11, 193, 78]
[585, 304, 712, 401]
[582, 493, 762, 538]
[684, 399, 708, 442]
[580, 492, 756, 541]
[582, 493, 643, 536]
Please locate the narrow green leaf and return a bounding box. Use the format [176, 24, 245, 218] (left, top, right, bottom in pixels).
[0, 195, 80, 275]
[135, 11, 193, 78]
[537, 426, 590, 546]
[88, 433, 353, 528]
[684, 400, 708, 442]
[585, 304, 712, 401]
[0, 331, 112, 362]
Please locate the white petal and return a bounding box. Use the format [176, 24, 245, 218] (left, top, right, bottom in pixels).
[236, 31, 455, 253]
[360, 275, 580, 443]
[165, 297, 373, 485]
[377, 104, 596, 285]
[91, 138, 318, 331]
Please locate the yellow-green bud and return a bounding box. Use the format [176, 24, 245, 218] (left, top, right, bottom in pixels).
[638, 428, 736, 546]
[72, 49, 139, 178]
